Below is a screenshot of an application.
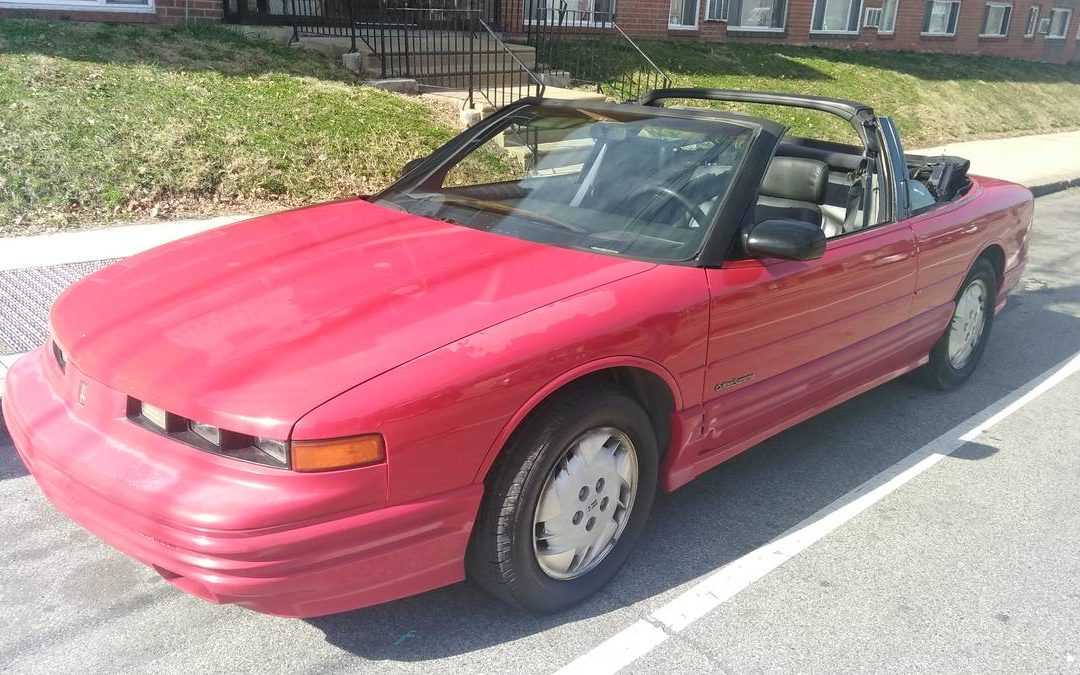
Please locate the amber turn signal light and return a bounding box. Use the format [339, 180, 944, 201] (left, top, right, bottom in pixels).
[291, 434, 386, 472]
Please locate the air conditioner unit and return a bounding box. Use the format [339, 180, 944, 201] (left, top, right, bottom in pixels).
[1037, 16, 1052, 33]
[863, 6, 883, 28]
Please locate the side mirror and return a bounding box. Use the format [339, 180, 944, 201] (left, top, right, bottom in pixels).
[743, 219, 826, 261]
[398, 157, 426, 178]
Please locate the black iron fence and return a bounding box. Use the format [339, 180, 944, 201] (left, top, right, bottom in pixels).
[284, 2, 543, 108]
[476, 17, 545, 110]
[231, 0, 669, 108]
[509, 3, 671, 102]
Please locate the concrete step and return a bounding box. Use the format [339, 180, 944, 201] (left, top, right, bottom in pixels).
[352, 30, 533, 54]
[417, 70, 539, 89]
[365, 49, 537, 74]
[430, 85, 607, 109]
[503, 138, 595, 168]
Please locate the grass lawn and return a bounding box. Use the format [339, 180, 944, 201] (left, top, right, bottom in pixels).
[555, 40, 1080, 147]
[0, 19, 465, 235]
[3, 19, 1080, 233]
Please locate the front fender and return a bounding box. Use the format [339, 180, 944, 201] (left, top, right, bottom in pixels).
[469, 354, 685, 484]
[291, 264, 710, 505]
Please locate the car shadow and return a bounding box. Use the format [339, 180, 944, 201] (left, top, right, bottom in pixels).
[0, 415, 29, 480]
[304, 277, 1080, 662]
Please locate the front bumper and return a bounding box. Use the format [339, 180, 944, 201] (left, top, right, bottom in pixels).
[2, 347, 483, 617]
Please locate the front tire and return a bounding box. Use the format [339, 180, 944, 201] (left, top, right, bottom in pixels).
[467, 386, 658, 612]
[916, 258, 997, 390]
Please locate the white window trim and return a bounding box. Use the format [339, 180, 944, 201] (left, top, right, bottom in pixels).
[978, 1, 1012, 36]
[879, 0, 899, 33]
[522, 1, 619, 27]
[705, 0, 728, 21]
[863, 5, 883, 27]
[921, 0, 962, 35]
[1025, 5, 1040, 36]
[523, 17, 618, 26]
[727, 0, 789, 30]
[1046, 7, 1071, 38]
[810, 0, 865, 34]
[668, 0, 701, 28]
[0, 0, 153, 10]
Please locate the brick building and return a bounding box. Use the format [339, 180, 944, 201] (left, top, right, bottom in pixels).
[1, 0, 1076, 63]
[505, 0, 1078, 62]
[0, 0, 222, 24]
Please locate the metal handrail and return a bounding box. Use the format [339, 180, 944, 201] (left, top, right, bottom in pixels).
[611, 21, 672, 92]
[475, 17, 546, 111]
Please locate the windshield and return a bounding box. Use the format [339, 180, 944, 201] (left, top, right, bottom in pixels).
[374, 105, 757, 262]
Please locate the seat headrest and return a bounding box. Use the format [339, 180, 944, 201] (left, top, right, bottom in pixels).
[760, 157, 829, 205]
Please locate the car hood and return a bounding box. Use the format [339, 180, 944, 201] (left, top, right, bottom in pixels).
[51, 199, 653, 439]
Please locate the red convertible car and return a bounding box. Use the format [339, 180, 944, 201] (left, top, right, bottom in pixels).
[4, 89, 1031, 617]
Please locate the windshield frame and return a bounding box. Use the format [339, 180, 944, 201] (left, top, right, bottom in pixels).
[374, 98, 786, 267]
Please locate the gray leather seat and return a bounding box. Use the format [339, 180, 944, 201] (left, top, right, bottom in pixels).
[755, 157, 830, 230]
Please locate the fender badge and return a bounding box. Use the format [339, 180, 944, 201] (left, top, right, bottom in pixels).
[716, 373, 754, 391]
[77, 381, 88, 406]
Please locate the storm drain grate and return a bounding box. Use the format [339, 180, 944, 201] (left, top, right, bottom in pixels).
[0, 259, 120, 355]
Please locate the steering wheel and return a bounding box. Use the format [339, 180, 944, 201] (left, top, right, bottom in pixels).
[626, 184, 710, 229]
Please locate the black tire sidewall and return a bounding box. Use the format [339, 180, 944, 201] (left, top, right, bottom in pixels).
[497, 390, 658, 612]
[929, 259, 997, 389]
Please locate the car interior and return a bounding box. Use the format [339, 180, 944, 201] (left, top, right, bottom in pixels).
[384, 108, 760, 261]
[380, 100, 974, 262]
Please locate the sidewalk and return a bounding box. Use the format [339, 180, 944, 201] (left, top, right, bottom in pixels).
[3, 129, 1080, 391]
[913, 130, 1080, 195]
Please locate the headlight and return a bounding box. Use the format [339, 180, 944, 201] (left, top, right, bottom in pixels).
[189, 420, 221, 446]
[141, 402, 170, 431]
[127, 398, 384, 472]
[254, 437, 289, 465]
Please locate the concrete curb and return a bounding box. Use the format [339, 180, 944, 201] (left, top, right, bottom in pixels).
[1029, 177, 1080, 198]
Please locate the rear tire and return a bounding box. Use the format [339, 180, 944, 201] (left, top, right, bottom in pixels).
[466, 386, 658, 612]
[916, 258, 997, 391]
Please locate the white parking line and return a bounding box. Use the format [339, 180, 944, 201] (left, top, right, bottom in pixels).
[556, 350, 1080, 675]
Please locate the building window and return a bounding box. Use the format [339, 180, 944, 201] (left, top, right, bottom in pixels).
[525, 0, 617, 25]
[812, 0, 865, 32]
[1025, 5, 1040, 34]
[880, 0, 900, 30]
[1046, 6, 1071, 36]
[728, 0, 788, 29]
[922, 0, 962, 34]
[707, 0, 730, 20]
[669, 0, 700, 27]
[980, 2, 1012, 34]
[0, 0, 151, 9]
[863, 0, 898, 29]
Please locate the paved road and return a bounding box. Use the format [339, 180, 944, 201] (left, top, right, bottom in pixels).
[3, 190, 1080, 674]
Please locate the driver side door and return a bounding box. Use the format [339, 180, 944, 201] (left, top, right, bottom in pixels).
[694, 219, 918, 470]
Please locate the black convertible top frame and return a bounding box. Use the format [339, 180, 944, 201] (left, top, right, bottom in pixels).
[639, 88, 879, 155]
[639, 88, 875, 124]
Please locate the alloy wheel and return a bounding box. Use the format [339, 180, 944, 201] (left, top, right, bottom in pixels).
[531, 427, 639, 580]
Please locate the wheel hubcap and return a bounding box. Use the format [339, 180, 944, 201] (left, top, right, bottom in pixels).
[532, 427, 639, 580]
[948, 278, 988, 369]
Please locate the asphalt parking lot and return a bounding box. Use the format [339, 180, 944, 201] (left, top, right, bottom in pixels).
[3, 189, 1079, 674]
